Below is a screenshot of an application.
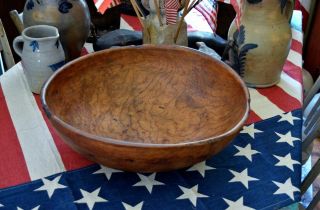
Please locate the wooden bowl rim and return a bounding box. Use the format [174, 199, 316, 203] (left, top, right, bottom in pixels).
[41, 45, 250, 148]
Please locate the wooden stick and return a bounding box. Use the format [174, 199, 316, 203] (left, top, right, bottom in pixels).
[130, 0, 145, 28]
[174, 0, 190, 43]
[153, 0, 163, 26]
[131, 0, 144, 17]
[187, 0, 200, 14]
[134, 0, 146, 18]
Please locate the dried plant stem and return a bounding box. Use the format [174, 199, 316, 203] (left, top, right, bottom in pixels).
[187, 0, 200, 14]
[135, 1, 146, 18]
[153, 0, 163, 26]
[174, 0, 190, 43]
[130, 0, 145, 27]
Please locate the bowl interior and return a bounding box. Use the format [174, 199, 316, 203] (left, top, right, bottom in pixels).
[44, 46, 248, 145]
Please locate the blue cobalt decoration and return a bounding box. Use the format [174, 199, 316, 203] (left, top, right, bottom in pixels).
[26, 0, 35, 10]
[29, 40, 39, 52]
[222, 25, 258, 77]
[0, 110, 302, 210]
[58, 0, 73, 14]
[49, 61, 65, 72]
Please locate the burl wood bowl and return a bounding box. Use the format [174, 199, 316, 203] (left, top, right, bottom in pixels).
[41, 45, 249, 172]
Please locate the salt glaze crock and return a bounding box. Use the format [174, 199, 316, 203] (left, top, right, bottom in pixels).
[23, 0, 90, 61]
[13, 25, 65, 94]
[228, 0, 293, 87]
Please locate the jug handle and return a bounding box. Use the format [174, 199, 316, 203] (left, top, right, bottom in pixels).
[285, 0, 294, 22]
[13, 36, 24, 57]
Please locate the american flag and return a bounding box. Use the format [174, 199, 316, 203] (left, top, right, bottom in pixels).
[94, 0, 122, 14]
[94, 0, 243, 29]
[194, 0, 218, 32]
[165, 0, 181, 24]
[221, 0, 243, 28]
[0, 110, 301, 210]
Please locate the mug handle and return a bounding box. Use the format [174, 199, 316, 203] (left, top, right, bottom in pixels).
[13, 36, 24, 57]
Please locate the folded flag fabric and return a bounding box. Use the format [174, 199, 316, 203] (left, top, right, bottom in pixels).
[94, 0, 122, 14]
[295, 0, 312, 32]
[0, 110, 301, 210]
[165, 0, 181, 24]
[194, 0, 218, 32]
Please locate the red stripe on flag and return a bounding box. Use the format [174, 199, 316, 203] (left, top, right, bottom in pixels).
[195, 0, 218, 32]
[283, 60, 303, 84]
[257, 86, 301, 113]
[197, 4, 217, 23]
[165, 0, 180, 24]
[230, 0, 243, 28]
[246, 110, 262, 125]
[301, 5, 309, 32]
[166, 0, 179, 8]
[111, 0, 121, 7]
[34, 96, 93, 171]
[81, 47, 89, 56]
[99, 0, 113, 13]
[295, 0, 301, 10]
[196, 5, 217, 23]
[166, 9, 178, 24]
[0, 85, 30, 188]
[121, 14, 143, 31]
[291, 39, 303, 54]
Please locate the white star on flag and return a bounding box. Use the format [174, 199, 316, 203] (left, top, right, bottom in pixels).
[34, 175, 67, 198]
[0, 203, 3, 207]
[133, 173, 164, 193]
[122, 201, 144, 210]
[187, 161, 215, 177]
[234, 144, 260, 162]
[240, 124, 263, 138]
[17, 206, 40, 210]
[74, 187, 107, 210]
[93, 165, 122, 180]
[275, 131, 300, 147]
[274, 153, 299, 171]
[229, 169, 259, 189]
[273, 178, 299, 200]
[223, 197, 254, 210]
[277, 112, 300, 125]
[176, 184, 209, 206]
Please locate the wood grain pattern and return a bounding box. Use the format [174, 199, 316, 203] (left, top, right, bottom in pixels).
[41, 45, 249, 172]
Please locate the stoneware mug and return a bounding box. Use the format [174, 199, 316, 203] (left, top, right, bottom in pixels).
[13, 25, 65, 94]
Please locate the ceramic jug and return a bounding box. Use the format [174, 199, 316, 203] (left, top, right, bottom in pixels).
[227, 0, 293, 87]
[23, 0, 90, 61]
[13, 25, 65, 94]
